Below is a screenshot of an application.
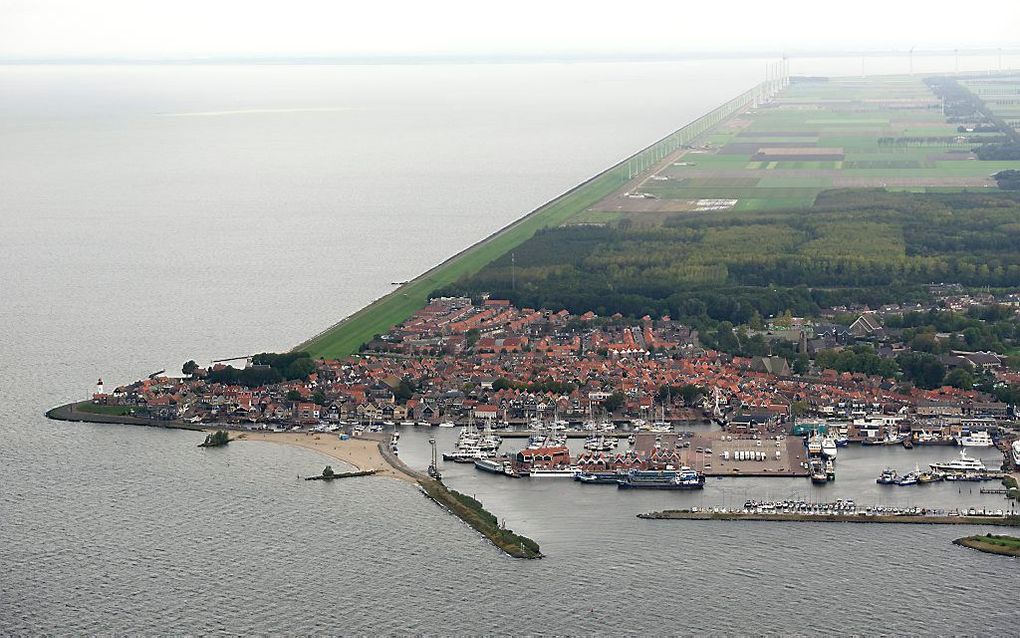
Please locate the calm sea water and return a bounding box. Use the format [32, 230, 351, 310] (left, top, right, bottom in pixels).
[3, 57, 1019, 635]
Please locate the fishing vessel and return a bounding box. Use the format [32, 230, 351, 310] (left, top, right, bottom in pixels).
[810, 459, 828, 484]
[929, 450, 986, 473]
[617, 467, 705, 490]
[917, 470, 942, 484]
[896, 468, 919, 486]
[806, 434, 822, 456]
[956, 431, 994, 447]
[876, 468, 899, 485]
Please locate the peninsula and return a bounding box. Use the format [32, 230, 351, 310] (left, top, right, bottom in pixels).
[48, 69, 1020, 558]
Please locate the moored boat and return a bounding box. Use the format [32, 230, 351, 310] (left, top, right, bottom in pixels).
[930, 450, 986, 473]
[821, 437, 837, 458]
[957, 431, 994, 448]
[617, 467, 705, 490]
[575, 471, 625, 484]
[473, 457, 506, 474]
[896, 471, 919, 486]
[876, 468, 898, 485]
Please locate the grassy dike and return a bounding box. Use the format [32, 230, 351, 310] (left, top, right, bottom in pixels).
[296, 164, 630, 358]
[417, 478, 542, 559]
[953, 534, 1020, 557]
[294, 81, 769, 359]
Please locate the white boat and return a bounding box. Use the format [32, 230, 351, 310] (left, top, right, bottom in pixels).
[930, 450, 986, 473]
[473, 457, 505, 474]
[806, 434, 822, 456]
[529, 466, 578, 478]
[438, 421, 455, 428]
[957, 431, 994, 447]
[1012, 440, 1020, 465]
[821, 437, 837, 459]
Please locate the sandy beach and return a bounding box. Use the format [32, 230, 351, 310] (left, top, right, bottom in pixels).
[230, 431, 416, 483]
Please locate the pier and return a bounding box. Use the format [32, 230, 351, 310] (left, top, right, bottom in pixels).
[639, 507, 1020, 527]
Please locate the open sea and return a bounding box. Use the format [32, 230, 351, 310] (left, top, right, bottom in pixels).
[3, 55, 1019, 635]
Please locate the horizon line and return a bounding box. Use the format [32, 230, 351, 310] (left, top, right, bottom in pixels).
[4, 47, 1020, 66]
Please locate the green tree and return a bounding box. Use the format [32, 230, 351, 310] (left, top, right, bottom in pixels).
[749, 310, 764, 330]
[182, 360, 198, 375]
[286, 389, 302, 402]
[897, 352, 946, 390]
[603, 391, 626, 413]
[944, 368, 974, 390]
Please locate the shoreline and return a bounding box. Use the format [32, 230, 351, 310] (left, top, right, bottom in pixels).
[45, 405, 540, 557]
[230, 430, 420, 483]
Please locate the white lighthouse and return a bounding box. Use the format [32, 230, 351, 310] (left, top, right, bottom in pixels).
[95, 377, 104, 397]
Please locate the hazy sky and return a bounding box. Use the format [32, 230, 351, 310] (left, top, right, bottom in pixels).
[2, 0, 1018, 60]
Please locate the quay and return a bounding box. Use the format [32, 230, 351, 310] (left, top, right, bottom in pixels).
[630, 432, 808, 478]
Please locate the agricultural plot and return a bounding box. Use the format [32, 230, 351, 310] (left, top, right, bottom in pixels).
[580, 75, 1017, 221]
[960, 75, 1020, 134]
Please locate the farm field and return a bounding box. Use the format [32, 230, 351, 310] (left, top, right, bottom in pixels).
[960, 74, 1020, 133]
[299, 73, 1020, 357]
[581, 75, 1010, 220]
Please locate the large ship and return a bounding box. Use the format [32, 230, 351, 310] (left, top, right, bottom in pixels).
[617, 467, 705, 490]
[956, 431, 994, 448]
[929, 450, 986, 473]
